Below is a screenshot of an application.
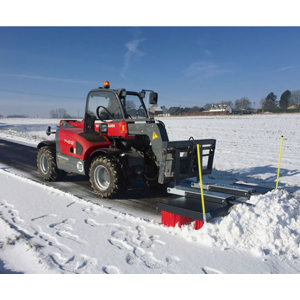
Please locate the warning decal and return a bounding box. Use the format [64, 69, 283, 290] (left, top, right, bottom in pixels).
[152, 131, 159, 140]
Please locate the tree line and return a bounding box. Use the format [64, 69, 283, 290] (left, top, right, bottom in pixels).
[48, 90, 300, 119]
[203, 98, 252, 111]
[260, 90, 300, 109]
[0, 114, 28, 118]
[50, 108, 71, 118]
[202, 89, 300, 111]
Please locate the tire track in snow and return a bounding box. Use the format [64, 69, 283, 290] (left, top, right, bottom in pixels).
[99, 222, 179, 271]
[81, 208, 180, 272]
[30, 217, 97, 273]
[0, 201, 26, 230]
[31, 224, 72, 252]
[49, 253, 98, 273]
[49, 219, 87, 245]
[102, 265, 120, 274]
[202, 267, 223, 274]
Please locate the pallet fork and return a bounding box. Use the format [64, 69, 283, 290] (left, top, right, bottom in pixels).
[157, 139, 272, 229]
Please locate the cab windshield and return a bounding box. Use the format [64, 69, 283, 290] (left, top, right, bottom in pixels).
[87, 91, 123, 120]
[122, 94, 148, 119]
[86, 91, 148, 121]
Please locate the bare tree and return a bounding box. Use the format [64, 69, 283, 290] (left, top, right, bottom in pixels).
[50, 108, 71, 118]
[50, 109, 58, 118]
[204, 103, 212, 111]
[125, 100, 136, 110]
[235, 97, 252, 110]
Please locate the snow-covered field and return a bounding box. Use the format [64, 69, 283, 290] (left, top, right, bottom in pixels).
[0, 115, 300, 280]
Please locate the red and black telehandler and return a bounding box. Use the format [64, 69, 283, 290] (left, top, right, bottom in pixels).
[37, 81, 271, 228]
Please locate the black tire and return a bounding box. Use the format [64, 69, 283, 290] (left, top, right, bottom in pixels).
[37, 146, 66, 181]
[89, 156, 129, 198]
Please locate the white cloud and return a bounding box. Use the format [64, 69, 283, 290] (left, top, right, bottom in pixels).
[278, 65, 296, 71]
[120, 39, 145, 78]
[183, 60, 231, 80]
[204, 49, 212, 56]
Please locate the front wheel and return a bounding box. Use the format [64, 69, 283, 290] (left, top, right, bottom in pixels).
[37, 146, 66, 181]
[89, 156, 128, 198]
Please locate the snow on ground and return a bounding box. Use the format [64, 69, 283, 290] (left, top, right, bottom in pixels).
[162, 114, 300, 188]
[0, 115, 300, 277]
[0, 118, 58, 146]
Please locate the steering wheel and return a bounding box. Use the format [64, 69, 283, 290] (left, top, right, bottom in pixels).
[96, 106, 114, 121]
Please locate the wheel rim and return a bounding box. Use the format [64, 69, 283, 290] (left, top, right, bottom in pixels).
[94, 165, 110, 190]
[40, 153, 49, 174]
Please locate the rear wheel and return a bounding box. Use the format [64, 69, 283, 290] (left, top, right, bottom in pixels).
[37, 146, 66, 181]
[89, 156, 129, 198]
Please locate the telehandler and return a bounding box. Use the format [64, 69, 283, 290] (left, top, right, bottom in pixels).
[37, 81, 215, 198]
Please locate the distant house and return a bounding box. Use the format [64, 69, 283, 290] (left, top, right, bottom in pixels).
[168, 107, 181, 115]
[209, 103, 233, 114]
[149, 105, 164, 116]
[161, 106, 169, 114]
[288, 104, 299, 109]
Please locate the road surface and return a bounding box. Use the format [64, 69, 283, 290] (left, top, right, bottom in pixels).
[0, 138, 175, 222]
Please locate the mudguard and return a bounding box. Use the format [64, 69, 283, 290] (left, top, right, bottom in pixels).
[37, 140, 56, 149]
[90, 148, 122, 158]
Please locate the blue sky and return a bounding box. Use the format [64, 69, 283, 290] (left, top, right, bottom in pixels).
[1, 27, 300, 117]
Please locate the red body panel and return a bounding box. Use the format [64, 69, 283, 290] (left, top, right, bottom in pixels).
[58, 127, 111, 160]
[107, 120, 133, 139]
[94, 120, 135, 139]
[61, 119, 135, 140]
[58, 119, 135, 161]
[59, 120, 84, 129]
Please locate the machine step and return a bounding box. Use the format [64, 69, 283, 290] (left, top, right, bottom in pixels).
[191, 182, 256, 198]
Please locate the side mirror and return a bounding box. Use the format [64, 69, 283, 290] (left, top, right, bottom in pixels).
[149, 92, 158, 105]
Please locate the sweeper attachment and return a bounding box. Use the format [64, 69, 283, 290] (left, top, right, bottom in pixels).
[158, 180, 272, 229]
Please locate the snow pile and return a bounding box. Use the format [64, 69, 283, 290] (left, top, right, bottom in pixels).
[179, 189, 300, 260]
